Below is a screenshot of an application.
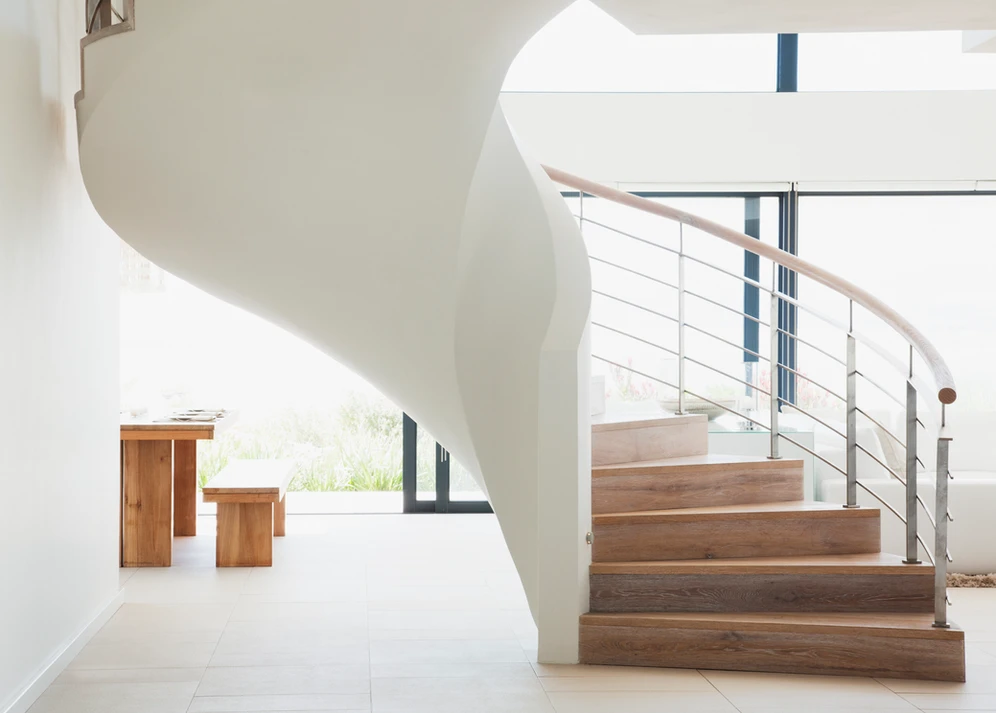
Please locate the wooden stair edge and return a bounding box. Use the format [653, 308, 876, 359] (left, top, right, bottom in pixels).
[590, 553, 934, 576]
[591, 413, 706, 433]
[594, 501, 880, 524]
[593, 453, 805, 475]
[580, 612, 964, 640]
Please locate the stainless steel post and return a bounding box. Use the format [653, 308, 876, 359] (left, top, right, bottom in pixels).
[769, 272, 780, 460]
[677, 224, 686, 415]
[845, 331, 858, 508]
[934, 430, 952, 628]
[905, 378, 920, 563]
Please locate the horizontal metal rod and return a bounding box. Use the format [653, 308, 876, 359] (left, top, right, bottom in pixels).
[589, 255, 680, 291]
[592, 355, 679, 393]
[687, 357, 772, 396]
[591, 322, 679, 358]
[855, 442, 906, 486]
[772, 288, 851, 335]
[578, 216, 680, 256]
[855, 406, 906, 450]
[778, 399, 846, 440]
[684, 323, 768, 362]
[778, 433, 847, 476]
[775, 327, 847, 367]
[682, 252, 771, 293]
[682, 389, 771, 431]
[855, 481, 936, 566]
[776, 363, 846, 403]
[592, 290, 679, 323]
[854, 370, 907, 411]
[685, 288, 770, 327]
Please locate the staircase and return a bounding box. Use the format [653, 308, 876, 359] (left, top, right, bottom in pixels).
[582, 413, 965, 681]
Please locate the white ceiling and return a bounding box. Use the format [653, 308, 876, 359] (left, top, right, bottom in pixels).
[592, 0, 996, 34]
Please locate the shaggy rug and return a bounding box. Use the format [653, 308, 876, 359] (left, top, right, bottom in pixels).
[948, 573, 996, 587]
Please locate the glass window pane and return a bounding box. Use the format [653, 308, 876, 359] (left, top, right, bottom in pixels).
[799, 31, 996, 91]
[504, 1, 776, 93]
[798, 195, 996, 416]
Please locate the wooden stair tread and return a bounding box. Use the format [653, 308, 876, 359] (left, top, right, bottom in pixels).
[591, 553, 933, 576]
[594, 500, 878, 524]
[580, 612, 964, 640]
[591, 412, 704, 433]
[594, 453, 802, 474]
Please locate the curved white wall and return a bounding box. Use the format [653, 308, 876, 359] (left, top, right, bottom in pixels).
[77, 0, 591, 661]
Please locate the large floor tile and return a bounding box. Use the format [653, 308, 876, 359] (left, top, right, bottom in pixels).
[188, 692, 370, 711]
[68, 640, 217, 669]
[546, 690, 738, 713]
[28, 682, 197, 713]
[880, 665, 996, 694]
[209, 626, 369, 667]
[229, 600, 367, 624]
[901, 694, 996, 710]
[123, 568, 251, 603]
[371, 677, 554, 713]
[55, 667, 205, 684]
[196, 665, 370, 696]
[370, 662, 536, 679]
[370, 639, 526, 665]
[539, 669, 712, 692]
[94, 602, 232, 642]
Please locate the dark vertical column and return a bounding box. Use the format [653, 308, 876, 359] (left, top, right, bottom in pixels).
[778, 189, 799, 405]
[776, 33, 799, 405]
[435, 444, 450, 514]
[743, 197, 761, 366]
[777, 34, 799, 92]
[402, 413, 417, 513]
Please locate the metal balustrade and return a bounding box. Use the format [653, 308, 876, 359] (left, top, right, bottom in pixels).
[547, 166, 956, 628]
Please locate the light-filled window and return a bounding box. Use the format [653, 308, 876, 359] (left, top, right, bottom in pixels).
[800, 32, 996, 91]
[504, 1, 776, 93]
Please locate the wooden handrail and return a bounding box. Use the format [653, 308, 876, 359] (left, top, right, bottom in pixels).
[544, 165, 957, 405]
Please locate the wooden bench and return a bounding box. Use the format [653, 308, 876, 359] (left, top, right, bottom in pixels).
[202, 460, 295, 567]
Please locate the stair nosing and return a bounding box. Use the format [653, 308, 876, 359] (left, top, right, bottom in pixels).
[590, 553, 933, 576]
[593, 501, 879, 524]
[593, 453, 804, 476]
[579, 612, 964, 640]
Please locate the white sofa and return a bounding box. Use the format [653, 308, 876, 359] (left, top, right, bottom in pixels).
[817, 411, 996, 574]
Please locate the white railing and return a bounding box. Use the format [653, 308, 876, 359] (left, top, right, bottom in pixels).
[546, 166, 955, 628]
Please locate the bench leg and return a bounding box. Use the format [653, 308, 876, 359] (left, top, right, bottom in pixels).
[121, 440, 173, 567]
[173, 440, 198, 537]
[273, 495, 286, 537]
[216, 502, 273, 567]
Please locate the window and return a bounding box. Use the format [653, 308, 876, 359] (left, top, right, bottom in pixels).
[799, 32, 996, 91]
[504, 1, 776, 93]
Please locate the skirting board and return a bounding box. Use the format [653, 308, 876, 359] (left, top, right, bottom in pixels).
[1, 590, 124, 713]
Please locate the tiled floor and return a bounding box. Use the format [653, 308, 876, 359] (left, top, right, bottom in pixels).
[30, 514, 996, 712]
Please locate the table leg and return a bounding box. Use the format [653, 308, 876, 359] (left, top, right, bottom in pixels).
[121, 440, 173, 567]
[173, 440, 198, 536]
[216, 502, 273, 566]
[273, 496, 286, 537]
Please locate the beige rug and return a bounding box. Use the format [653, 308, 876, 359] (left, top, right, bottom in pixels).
[948, 573, 996, 587]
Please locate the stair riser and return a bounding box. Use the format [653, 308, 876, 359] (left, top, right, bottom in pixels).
[592, 420, 706, 467]
[592, 466, 803, 514]
[579, 623, 965, 682]
[589, 573, 934, 613]
[592, 515, 880, 562]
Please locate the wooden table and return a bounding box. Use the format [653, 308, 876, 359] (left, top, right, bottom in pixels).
[120, 412, 233, 567]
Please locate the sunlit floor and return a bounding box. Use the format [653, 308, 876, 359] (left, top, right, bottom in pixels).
[29, 514, 996, 712]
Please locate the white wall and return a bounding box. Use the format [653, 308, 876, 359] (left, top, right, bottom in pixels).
[501, 90, 996, 186]
[0, 1, 120, 710]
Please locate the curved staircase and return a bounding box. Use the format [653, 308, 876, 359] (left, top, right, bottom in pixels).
[582, 413, 964, 681]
